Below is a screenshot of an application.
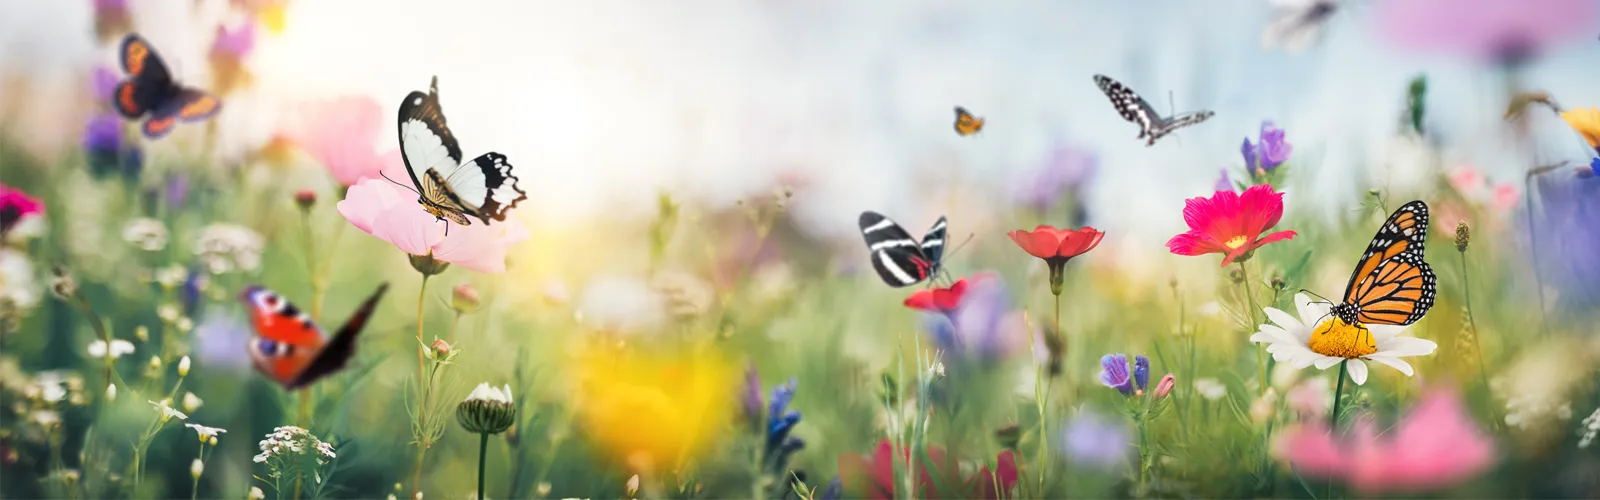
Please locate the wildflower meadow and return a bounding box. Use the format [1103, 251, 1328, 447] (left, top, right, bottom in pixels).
[5, 0, 1600, 498]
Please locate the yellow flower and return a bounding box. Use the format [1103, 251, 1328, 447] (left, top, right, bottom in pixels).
[573, 342, 736, 471]
[1561, 107, 1600, 149]
[258, 0, 288, 34]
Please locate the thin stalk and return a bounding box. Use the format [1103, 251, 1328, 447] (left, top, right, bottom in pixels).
[1137, 417, 1150, 497]
[1327, 360, 1347, 499]
[477, 432, 489, 500]
[412, 274, 432, 500]
[1238, 261, 1264, 395]
[300, 209, 318, 319]
[292, 388, 310, 500]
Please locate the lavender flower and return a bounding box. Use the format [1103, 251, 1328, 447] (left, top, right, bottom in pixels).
[1133, 355, 1150, 392]
[91, 65, 119, 102]
[1014, 145, 1097, 212]
[924, 275, 1025, 363]
[83, 114, 120, 155]
[212, 22, 257, 59]
[1215, 169, 1234, 193]
[1098, 353, 1134, 395]
[1057, 410, 1130, 469]
[1241, 121, 1293, 172]
[1533, 172, 1600, 310]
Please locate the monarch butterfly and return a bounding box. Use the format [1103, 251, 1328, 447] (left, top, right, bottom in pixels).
[953, 107, 984, 136]
[1323, 201, 1438, 336]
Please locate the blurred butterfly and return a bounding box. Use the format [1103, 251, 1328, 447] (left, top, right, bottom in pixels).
[953, 107, 985, 136]
[394, 76, 527, 226]
[858, 211, 948, 287]
[1093, 74, 1213, 147]
[241, 284, 388, 390]
[1329, 201, 1437, 329]
[112, 33, 222, 139]
[1261, 0, 1341, 53]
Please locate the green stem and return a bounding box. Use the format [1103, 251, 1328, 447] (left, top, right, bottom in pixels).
[477, 432, 489, 500]
[412, 274, 432, 500]
[1329, 361, 1347, 430]
[1237, 261, 1264, 395]
[300, 209, 318, 320]
[1137, 417, 1150, 497]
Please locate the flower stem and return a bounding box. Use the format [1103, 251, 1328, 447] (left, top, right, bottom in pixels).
[1237, 261, 1264, 396]
[412, 273, 432, 500]
[1137, 417, 1150, 496]
[477, 432, 489, 500]
[1329, 360, 1347, 430]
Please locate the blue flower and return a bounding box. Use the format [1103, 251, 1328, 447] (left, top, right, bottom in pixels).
[1534, 172, 1600, 311]
[753, 376, 804, 474]
[1057, 410, 1131, 469]
[1241, 121, 1293, 172]
[1098, 353, 1134, 395]
[1133, 355, 1150, 392]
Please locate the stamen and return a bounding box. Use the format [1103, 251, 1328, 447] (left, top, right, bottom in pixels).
[1307, 317, 1377, 359]
[1225, 235, 1249, 249]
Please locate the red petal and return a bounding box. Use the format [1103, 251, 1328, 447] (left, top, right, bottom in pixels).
[1056, 227, 1105, 258]
[1166, 230, 1224, 256]
[903, 289, 940, 312]
[1008, 228, 1061, 259]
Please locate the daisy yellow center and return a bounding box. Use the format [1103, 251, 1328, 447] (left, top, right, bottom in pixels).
[1307, 317, 1377, 359]
[1224, 235, 1249, 249]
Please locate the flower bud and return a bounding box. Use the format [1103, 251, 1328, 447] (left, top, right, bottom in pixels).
[1455, 221, 1470, 252]
[134, 326, 149, 342]
[182, 392, 203, 412]
[49, 266, 78, 300]
[451, 284, 480, 314]
[106, 384, 117, 402]
[626, 474, 640, 497]
[178, 356, 191, 377]
[209, 435, 218, 446]
[1153, 374, 1176, 400]
[457, 383, 515, 434]
[250, 486, 266, 500]
[294, 189, 316, 211]
[148, 355, 162, 371]
[1227, 268, 1245, 284]
[190, 458, 204, 479]
[536, 482, 551, 497]
[407, 253, 450, 276]
[1270, 276, 1287, 291]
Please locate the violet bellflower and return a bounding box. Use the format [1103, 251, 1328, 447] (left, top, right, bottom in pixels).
[742, 369, 804, 475]
[1133, 355, 1150, 393]
[923, 274, 1025, 364]
[1242, 121, 1293, 173]
[1098, 353, 1135, 395]
[1532, 171, 1600, 312]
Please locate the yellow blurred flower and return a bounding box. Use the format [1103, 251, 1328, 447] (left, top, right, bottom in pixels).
[1560, 106, 1600, 149]
[258, 1, 288, 34]
[573, 342, 736, 471]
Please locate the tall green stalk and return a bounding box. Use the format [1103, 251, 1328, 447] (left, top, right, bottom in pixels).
[476, 432, 489, 500]
[1237, 261, 1264, 395]
[412, 274, 432, 500]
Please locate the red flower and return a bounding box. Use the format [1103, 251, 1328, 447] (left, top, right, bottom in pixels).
[1007, 226, 1104, 295]
[903, 275, 988, 314]
[1166, 184, 1297, 267]
[0, 183, 45, 237]
[839, 440, 1019, 499]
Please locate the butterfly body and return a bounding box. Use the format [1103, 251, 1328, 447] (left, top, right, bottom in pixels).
[397, 76, 527, 226]
[953, 107, 985, 136]
[1092, 74, 1213, 147]
[1330, 201, 1436, 327]
[112, 34, 222, 139]
[241, 284, 388, 390]
[858, 211, 948, 287]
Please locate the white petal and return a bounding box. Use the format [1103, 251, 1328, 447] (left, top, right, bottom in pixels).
[1367, 324, 1406, 343]
[1373, 337, 1437, 357]
[1252, 325, 1301, 347]
[1313, 355, 1343, 370]
[1363, 355, 1414, 376]
[1264, 307, 1302, 331]
[1347, 360, 1369, 385]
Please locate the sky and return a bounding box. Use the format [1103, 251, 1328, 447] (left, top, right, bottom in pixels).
[1, 0, 1598, 247]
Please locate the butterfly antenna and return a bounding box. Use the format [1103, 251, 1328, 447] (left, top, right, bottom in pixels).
[943, 233, 976, 260]
[381, 171, 422, 196]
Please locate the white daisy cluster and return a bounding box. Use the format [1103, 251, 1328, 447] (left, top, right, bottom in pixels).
[1579, 406, 1600, 449]
[122, 218, 169, 252]
[252, 426, 336, 465]
[194, 223, 264, 274]
[1492, 376, 1574, 431]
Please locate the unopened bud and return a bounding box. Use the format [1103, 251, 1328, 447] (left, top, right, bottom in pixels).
[178, 356, 191, 377]
[190, 458, 203, 479]
[209, 435, 217, 446]
[1227, 268, 1245, 284]
[49, 266, 78, 299]
[1154, 374, 1176, 399]
[294, 189, 317, 210]
[1455, 221, 1470, 252]
[431, 339, 451, 358]
[148, 355, 162, 370]
[626, 474, 640, 497]
[134, 325, 149, 342]
[536, 482, 551, 496]
[451, 284, 480, 314]
[105, 384, 117, 402]
[1270, 276, 1287, 291]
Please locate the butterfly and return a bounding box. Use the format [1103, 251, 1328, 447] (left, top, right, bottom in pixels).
[1328, 201, 1437, 329]
[241, 284, 388, 390]
[1092, 74, 1214, 147]
[1261, 0, 1341, 53]
[111, 33, 223, 139]
[953, 107, 985, 136]
[858, 211, 948, 287]
[395, 76, 528, 226]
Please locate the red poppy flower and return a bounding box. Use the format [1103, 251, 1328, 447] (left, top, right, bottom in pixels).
[838, 440, 1019, 499]
[1166, 184, 1297, 267]
[903, 278, 969, 314]
[1007, 226, 1104, 296]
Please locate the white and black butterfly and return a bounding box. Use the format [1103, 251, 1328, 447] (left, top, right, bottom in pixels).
[1261, 0, 1341, 53]
[858, 211, 948, 287]
[1093, 74, 1214, 147]
[395, 76, 527, 226]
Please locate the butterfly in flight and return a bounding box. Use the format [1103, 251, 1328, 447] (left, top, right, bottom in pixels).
[1324, 201, 1437, 333]
[1261, 0, 1341, 53]
[112, 33, 222, 139]
[1092, 74, 1214, 147]
[241, 284, 388, 390]
[858, 211, 948, 287]
[395, 76, 528, 227]
[953, 107, 985, 136]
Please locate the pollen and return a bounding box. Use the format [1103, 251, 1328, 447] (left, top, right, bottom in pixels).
[1224, 235, 1250, 249]
[1307, 317, 1377, 359]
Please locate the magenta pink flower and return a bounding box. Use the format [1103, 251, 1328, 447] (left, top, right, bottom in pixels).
[1377, 0, 1598, 63]
[1166, 184, 1297, 267]
[286, 96, 401, 186]
[0, 183, 45, 236]
[1278, 388, 1495, 494]
[337, 165, 528, 273]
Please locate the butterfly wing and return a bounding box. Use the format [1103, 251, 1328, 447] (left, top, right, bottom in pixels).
[139, 89, 221, 139]
[286, 284, 389, 389]
[240, 286, 326, 388]
[1147, 110, 1216, 145]
[115, 34, 175, 119]
[953, 107, 983, 136]
[398, 76, 466, 200]
[1341, 201, 1437, 326]
[1093, 75, 1160, 139]
[442, 152, 528, 224]
[920, 216, 949, 273]
[859, 211, 933, 287]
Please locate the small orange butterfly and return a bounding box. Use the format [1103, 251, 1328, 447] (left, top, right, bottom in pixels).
[953, 107, 984, 136]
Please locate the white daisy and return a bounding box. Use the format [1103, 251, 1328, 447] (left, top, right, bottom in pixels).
[87, 339, 136, 359]
[185, 423, 227, 442]
[1249, 293, 1437, 385]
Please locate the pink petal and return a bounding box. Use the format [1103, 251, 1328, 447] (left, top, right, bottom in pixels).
[1166, 231, 1223, 256]
[337, 178, 405, 234]
[371, 202, 444, 256]
[431, 223, 510, 274]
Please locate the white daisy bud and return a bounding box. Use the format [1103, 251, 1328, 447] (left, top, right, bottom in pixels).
[178, 356, 191, 377]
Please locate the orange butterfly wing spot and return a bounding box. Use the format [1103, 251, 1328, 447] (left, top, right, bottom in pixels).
[123, 38, 150, 76]
[142, 116, 177, 137]
[115, 82, 143, 117]
[179, 95, 221, 120]
[1340, 201, 1437, 327]
[954, 107, 984, 136]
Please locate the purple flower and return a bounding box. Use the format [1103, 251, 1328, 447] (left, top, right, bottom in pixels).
[212, 22, 257, 59]
[164, 174, 190, 210]
[1533, 172, 1600, 311]
[1240, 138, 1257, 172]
[1133, 355, 1150, 392]
[1241, 121, 1292, 172]
[193, 308, 254, 372]
[924, 274, 1025, 362]
[1214, 169, 1234, 193]
[1377, 0, 1598, 66]
[1057, 410, 1130, 469]
[92, 65, 119, 103]
[1098, 353, 1134, 395]
[83, 114, 121, 153]
[1014, 145, 1097, 212]
[740, 365, 763, 428]
[94, 0, 127, 12]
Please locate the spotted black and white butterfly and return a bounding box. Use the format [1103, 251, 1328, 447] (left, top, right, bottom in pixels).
[1261, 0, 1341, 53]
[1093, 74, 1214, 147]
[858, 211, 948, 287]
[395, 76, 527, 226]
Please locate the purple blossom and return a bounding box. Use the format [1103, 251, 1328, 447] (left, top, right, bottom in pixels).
[1057, 410, 1130, 469]
[1014, 145, 1097, 212]
[164, 174, 190, 210]
[193, 308, 254, 372]
[92, 65, 119, 103]
[212, 22, 257, 59]
[740, 364, 762, 428]
[83, 113, 121, 154]
[1214, 169, 1234, 193]
[1133, 355, 1150, 392]
[1241, 121, 1292, 172]
[1098, 353, 1134, 395]
[924, 275, 1024, 363]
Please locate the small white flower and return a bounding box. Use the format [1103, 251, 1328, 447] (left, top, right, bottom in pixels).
[86, 339, 135, 359]
[154, 265, 187, 289]
[464, 382, 514, 405]
[186, 423, 227, 442]
[1193, 378, 1227, 401]
[626, 474, 640, 497]
[158, 304, 181, 323]
[1249, 293, 1437, 385]
[182, 392, 204, 413]
[148, 355, 162, 370]
[122, 218, 170, 252]
[105, 383, 117, 401]
[1579, 406, 1600, 449]
[190, 458, 204, 478]
[194, 223, 264, 274]
[149, 399, 188, 421]
[249, 486, 266, 500]
[178, 356, 192, 377]
[30, 410, 60, 427]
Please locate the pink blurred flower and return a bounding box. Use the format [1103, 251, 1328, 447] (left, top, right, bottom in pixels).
[1285, 376, 1330, 418]
[0, 183, 45, 236]
[1447, 166, 1485, 194]
[1166, 184, 1297, 267]
[286, 96, 401, 186]
[1278, 388, 1495, 494]
[211, 21, 257, 59]
[1491, 183, 1519, 212]
[337, 166, 528, 274]
[1377, 0, 1598, 64]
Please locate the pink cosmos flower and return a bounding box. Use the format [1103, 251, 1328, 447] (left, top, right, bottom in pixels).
[1166, 184, 1297, 267]
[286, 96, 402, 186]
[1377, 0, 1598, 64]
[0, 183, 45, 236]
[1491, 183, 1519, 212]
[1278, 388, 1495, 494]
[337, 165, 528, 274]
[1447, 166, 1485, 194]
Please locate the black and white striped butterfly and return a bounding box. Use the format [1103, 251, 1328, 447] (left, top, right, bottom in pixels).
[394, 76, 527, 226]
[1261, 0, 1341, 53]
[858, 211, 948, 287]
[1093, 74, 1214, 147]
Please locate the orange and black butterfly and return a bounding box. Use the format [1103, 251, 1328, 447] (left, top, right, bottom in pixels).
[241, 284, 387, 390]
[1330, 201, 1437, 328]
[953, 106, 984, 136]
[112, 33, 222, 139]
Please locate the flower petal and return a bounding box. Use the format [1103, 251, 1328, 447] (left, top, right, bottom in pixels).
[1362, 354, 1414, 376]
[1373, 336, 1438, 357]
[1263, 306, 1302, 331]
[431, 223, 511, 273]
[1313, 356, 1343, 370]
[1346, 360, 1369, 385]
[370, 203, 445, 256]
